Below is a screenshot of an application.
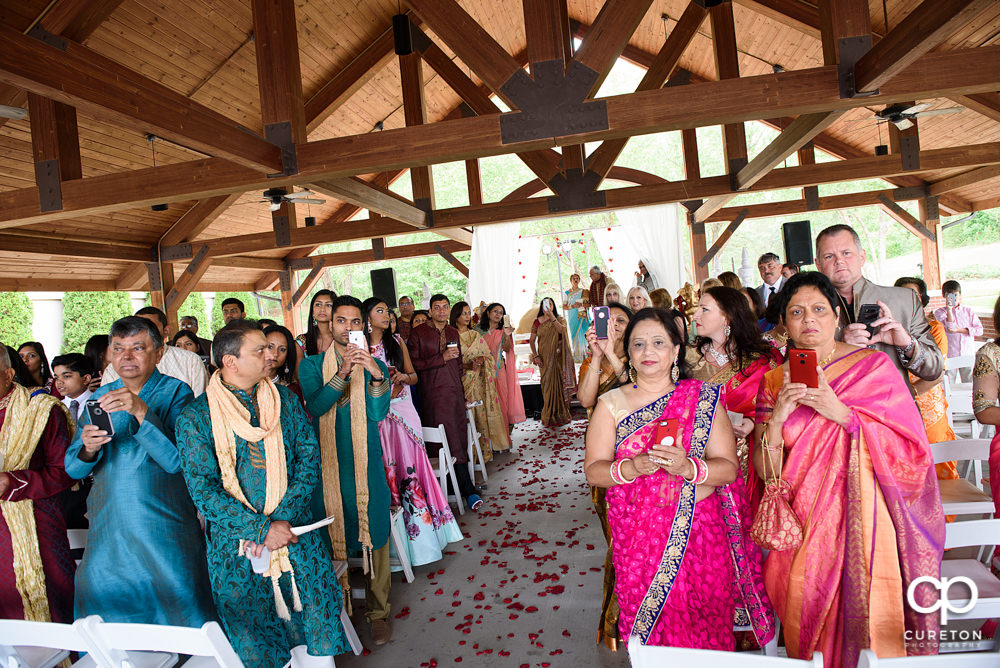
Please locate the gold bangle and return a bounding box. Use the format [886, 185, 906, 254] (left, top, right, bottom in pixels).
[761, 422, 783, 453]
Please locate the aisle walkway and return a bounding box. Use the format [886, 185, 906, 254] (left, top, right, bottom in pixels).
[340, 416, 627, 668]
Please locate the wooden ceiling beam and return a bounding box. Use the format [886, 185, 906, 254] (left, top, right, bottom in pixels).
[585, 1, 707, 182]
[294, 239, 469, 270]
[0, 278, 117, 292]
[693, 109, 845, 221]
[0, 233, 151, 262]
[251, 0, 307, 145]
[434, 243, 470, 277]
[164, 140, 1000, 257]
[853, 0, 994, 94]
[954, 92, 1000, 124]
[711, 1, 748, 174]
[399, 46, 435, 214]
[1, 44, 999, 227]
[878, 195, 935, 240]
[927, 165, 1000, 196]
[309, 178, 427, 228]
[0, 24, 282, 174]
[160, 195, 242, 247]
[704, 188, 921, 222]
[572, 0, 654, 96]
[115, 264, 148, 291]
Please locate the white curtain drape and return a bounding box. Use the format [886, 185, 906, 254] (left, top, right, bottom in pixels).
[613, 204, 687, 295]
[590, 227, 639, 293]
[466, 222, 542, 322]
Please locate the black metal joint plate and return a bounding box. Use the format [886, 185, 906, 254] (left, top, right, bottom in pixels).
[925, 196, 940, 222]
[804, 186, 820, 211]
[681, 199, 704, 213]
[287, 258, 314, 271]
[278, 271, 291, 292]
[546, 169, 606, 213]
[837, 35, 874, 99]
[892, 186, 927, 201]
[499, 60, 609, 144]
[34, 160, 62, 212]
[272, 215, 291, 247]
[145, 263, 162, 292]
[185, 245, 210, 275]
[265, 121, 298, 176]
[899, 135, 921, 172]
[160, 243, 194, 262]
[27, 25, 67, 51]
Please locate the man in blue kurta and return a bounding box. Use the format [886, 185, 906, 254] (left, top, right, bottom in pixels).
[176, 320, 350, 668]
[65, 316, 214, 626]
[298, 295, 393, 645]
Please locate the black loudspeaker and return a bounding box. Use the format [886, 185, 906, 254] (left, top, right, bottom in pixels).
[782, 220, 813, 267]
[370, 267, 397, 306]
[392, 14, 412, 55]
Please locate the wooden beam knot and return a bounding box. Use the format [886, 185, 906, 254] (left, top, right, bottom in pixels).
[499, 60, 609, 144]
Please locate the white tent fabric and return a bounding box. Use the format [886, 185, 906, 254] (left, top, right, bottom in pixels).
[613, 204, 687, 295]
[590, 227, 639, 293]
[466, 222, 542, 320]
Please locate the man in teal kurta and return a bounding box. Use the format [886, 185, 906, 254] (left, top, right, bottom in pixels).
[298, 294, 393, 645]
[65, 316, 215, 626]
[176, 320, 350, 667]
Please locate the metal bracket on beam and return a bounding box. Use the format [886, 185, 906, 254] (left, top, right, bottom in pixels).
[278, 270, 291, 293]
[837, 36, 875, 99]
[681, 199, 704, 213]
[899, 135, 921, 172]
[891, 186, 927, 201]
[664, 68, 692, 88]
[160, 243, 194, 262]
[272, 214, 291, 247]
[413, 198, 434, 227]
[925, 196, 940, 222]
[34, 160, 63, 212]
[547, 169, 606, 214]
[499, 60, 609, 144]
[264, 121, 298, 176]
[691, 222, 707, 235]
[728, 157, 748, 191]
[372, 238, 385, 260]
[287, 257, 314, 271]
[27, 25, 67, 51]
[145, 263, 162, 292]
[804, 186, 820, 211]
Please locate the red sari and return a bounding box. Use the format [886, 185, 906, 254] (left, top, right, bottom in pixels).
[756, 348, 945, 667]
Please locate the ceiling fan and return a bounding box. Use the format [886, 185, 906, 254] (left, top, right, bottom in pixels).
[254, 188, 325, 211]
[0, 104, 28, 120]
[873, 102, 963, 131]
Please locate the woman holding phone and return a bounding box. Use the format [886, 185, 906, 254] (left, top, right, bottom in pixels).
[754, 272, 944, 666]
[452, 301, 510, 454]
[529, 297, 576, 427]
[479, 303, 525, 432]
[362, 298, 463, 567]
[585, 308, 773, 650]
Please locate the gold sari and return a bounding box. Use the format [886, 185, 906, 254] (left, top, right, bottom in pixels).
[460, 329, 510, 456]
[534, 316, 575, 426]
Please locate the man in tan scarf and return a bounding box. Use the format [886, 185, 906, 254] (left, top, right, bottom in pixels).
[0, 342, 76, 624]
[176, 320, 352, 667]
[298, 295, 394, 646]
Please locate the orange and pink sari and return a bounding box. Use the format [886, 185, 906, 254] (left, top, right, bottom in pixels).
[756, 348, 945, 666]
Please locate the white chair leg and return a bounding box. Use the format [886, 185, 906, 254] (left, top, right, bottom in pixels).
[339, 606, 363, 657]
[465, 409, 489, 487]
[446, 452, 465, 515]
[290, 645, 336, 667]
[388, 508, 414, 583]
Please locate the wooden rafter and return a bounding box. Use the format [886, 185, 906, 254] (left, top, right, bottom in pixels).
[954, 92, 1000, 124]
[711, 1, 747, 173]
[293, 239, 469, 271]
[0, 24, 282, 173]
[434, 244, 470, 277]
[4, 43, 998, 228]
[704, 188, 923, 223]
[399, 48, 435, 212]
[928, 165, 1000, 196]
[571, 0, 654, 96]
[878, 194, 936, 240]
[309, 178, 427, 228]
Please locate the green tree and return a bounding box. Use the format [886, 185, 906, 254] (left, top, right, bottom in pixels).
[62, 292, 134, 354]
[0, 293, 33, 349]
[177, 292, 209, 335]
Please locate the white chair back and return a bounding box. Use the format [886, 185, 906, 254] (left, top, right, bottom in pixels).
[944, 518, 1000, 551]
[929, 439, 990, 465]
[80, 617, 243, 668]
[66, 529, 88, 551]
[947, 354, 977, 372]
[627, 638, 823, 667]
[421, 424, 465, 515]
[0, 617, 97, 668]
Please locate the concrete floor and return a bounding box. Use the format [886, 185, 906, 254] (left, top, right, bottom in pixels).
[338, 413, 628, 668]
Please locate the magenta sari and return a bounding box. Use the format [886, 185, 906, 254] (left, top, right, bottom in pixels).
[605, 379, 774, 648]
[756, 349, 945, 666]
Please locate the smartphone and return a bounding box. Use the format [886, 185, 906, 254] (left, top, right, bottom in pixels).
[502, 314, 511, 329]
[654, 418, 680, 448]
[348, 330, 368, 350]
[857, 303, 881, 338]
[85, 399, 115, 436]
[946, 293, 957, 307]
[788, 348, 819, 388]
[593, 306, 610, 339]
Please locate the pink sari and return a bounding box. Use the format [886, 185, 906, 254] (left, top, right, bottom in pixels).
[756, 349, 945, 667]
[606, 379, 774, 649]
[483, 328, 525, 425]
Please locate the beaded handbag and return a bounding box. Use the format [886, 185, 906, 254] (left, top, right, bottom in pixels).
[750, 437, 803, 552]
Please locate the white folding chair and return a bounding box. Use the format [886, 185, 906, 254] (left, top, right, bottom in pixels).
[0, 618, 99, 668]
[859, 647, 999, 667]
[465, 402, 489, 487]
[67, 528, 88, 567]
[627, 638, 823, 667]
[387, 507, 414, 583]
[79, 616, 241, 668]
[931, 440, 993, 516]
[943, 375, 982, 439]
[332, 561, 363, 656]
[938, 519, 1000, 652]
[945, 354, 976, 385]
[421, 424, 465, 515]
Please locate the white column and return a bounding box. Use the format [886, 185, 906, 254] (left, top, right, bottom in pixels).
[129, 291, 147, 314]
[27, 292, 65, 357]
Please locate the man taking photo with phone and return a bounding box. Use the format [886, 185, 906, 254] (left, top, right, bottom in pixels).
[814, 224, 942, 393]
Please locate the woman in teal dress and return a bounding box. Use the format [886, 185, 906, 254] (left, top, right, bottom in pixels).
[565, 272, 590, 361]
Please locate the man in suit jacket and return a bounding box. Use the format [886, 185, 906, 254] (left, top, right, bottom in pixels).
[755, 253, 786, 308]
[815, 224, 942, 392]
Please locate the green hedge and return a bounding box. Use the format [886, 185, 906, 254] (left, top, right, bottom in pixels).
[0, 293, 33, 350]
[62, 292, 134, 354]
[209, 291, 262, 335]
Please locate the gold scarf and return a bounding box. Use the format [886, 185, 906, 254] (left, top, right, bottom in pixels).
[205, 372, 302, 620]
[0, 384, 65, 622]
[318, 348, 372, 602]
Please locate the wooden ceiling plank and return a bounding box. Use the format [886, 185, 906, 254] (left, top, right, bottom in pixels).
[0, 24, 282, 173]
[853, 0, 996, 94]
[115, 263, 148, 291]
[309, 178, 427, 228]
[406, 0, 523, 103]
[159, 194, 243, 247]
[927, 164, 1000, 196]
[711, 1, 748, 173]
[734, 0, 820, 38]
[2, 44, 1000, 227]
[586, 1, 707, 181]
[0, 232, 150, 261]
[0, 278, 116, 291]
[572, 0, 654, 95]
[694, 109, 846, 221]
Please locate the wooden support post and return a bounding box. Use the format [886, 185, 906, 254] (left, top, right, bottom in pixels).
[466, 159, 483, 206]
[27, 93, 81, 212]
[434, 244, 470, 277]
[400, 49, 434, 213]
[699, 210, 747, 268]
[681, 125, 706, 283]
[918, 197, 943, 291]
[688, 214, 709, 284]
[164, 244, 213, 333]
[818, 0, 871, 67]
[278, 270, 296, 333]
[888, 105, 921, 172]
[711, 2, 748, 178]
[147, 261, 175, 328]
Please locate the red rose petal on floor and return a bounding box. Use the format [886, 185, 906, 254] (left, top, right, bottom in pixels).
[394, 607, 410, 619]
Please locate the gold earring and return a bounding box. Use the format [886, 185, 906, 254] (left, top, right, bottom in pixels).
[671, 362, 679, 383]
[629, 364, 638, 388]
